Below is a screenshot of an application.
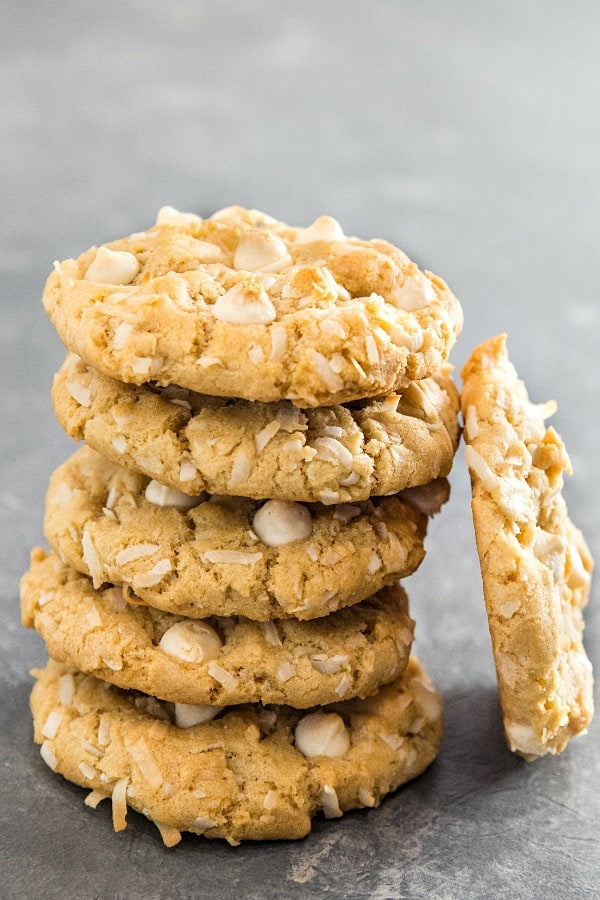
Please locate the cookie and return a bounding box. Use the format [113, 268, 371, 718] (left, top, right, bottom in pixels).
[52, 353, 460, 503]
[22, 549, 414, 708]
[461, 335, 594, 759]
[30, 655, 442, 844]
[44, 446, 433, 621]
[43, 206, 463, 407]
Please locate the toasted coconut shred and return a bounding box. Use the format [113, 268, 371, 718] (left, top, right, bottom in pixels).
[111, 778, 129, 832]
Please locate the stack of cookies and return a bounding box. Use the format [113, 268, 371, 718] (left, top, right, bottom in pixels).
[20, 205, 463, 845]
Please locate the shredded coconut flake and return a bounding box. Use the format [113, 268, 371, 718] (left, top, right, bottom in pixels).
[84, 790, 108, 809]
[263, 790, 278, 810]
[312, 351, 344, 392]
[115, 543, 160, 565]
[102, 656, 123, 671]
[335, 674, 351, 697]
[319, 318, 346, 338]
[129, 739, 163, 790]
[318, 490, 340, 505]
[58, 673, 75, 706]
[156, 823, 182, 847]
[193, 815, 217, 831]
[135, 558, 172, 587]
[131, 357, 152, 375]
[314, 437, 353, 468]
[202, 549, 263, 565]
[358, 787, 376, 807]
[197, 356, 223, 369]
[85, 602, 102, 629]
[305, 543, 320, 562]
[381, 733, 403, 751]
[38, 590, 56, 608]
[42, 709, 63, 739]
[111, 778, 129, 832]
[228, 449, 253, 488]
[311, 654, 349, 675]
[113, 321, 133, 349]
[464, 445, 498, 491]
[97, 715, 111, 746]
[349, 356, 367, 379]
[207, 663, 237, 690]
[255, 420, 281, 454]
[78, 761, 96, 780]
[465, 405, 479, 439]
[248, 345, 265, 365]
[270, 324, 287, 362]
[81, 528, 104, 587]
[83, 740, 104, 759]
[277, 662, 296, 683]
[365, 334, 380, 365]
[260, 621, 282, 647]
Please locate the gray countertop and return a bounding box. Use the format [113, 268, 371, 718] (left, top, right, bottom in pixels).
[1, 2, 599, 898]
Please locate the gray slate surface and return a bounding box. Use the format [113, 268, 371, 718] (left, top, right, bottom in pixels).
[1, 2, 598, 898]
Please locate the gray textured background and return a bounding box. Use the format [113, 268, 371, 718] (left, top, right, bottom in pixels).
[1, 2, 599, 898]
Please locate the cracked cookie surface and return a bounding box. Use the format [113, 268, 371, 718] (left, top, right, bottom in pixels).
[461, 334, 594, 759]
[22, 550, 415, 708]
[43, 206, 463, 406]
[30, 655, 442, 844]
[44, 446, 432, 620]
[52, 353, 459, 503]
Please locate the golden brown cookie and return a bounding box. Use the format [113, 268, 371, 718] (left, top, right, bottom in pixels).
[461, 335, 594, 759]
[30, 655, 442, 844]
[43, 206, 463, 406]
[22, 549, 415, 708]
[44, 446, 432, 620]
[52, 353, 460, 503]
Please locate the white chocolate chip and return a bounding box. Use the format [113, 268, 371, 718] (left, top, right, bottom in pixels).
[158, 620, 222, 663]
[155, 205, 202, 226]
[234, 229, 292, 272]
[144, 480, 201, 510]
[174, 703, 224, 728]
[294, 712, 350, 758]
[295, 216, 344, 244]
[393, 271, 436, 311]
[252, 500, 313, 547]
[84, 247, 140, 284]
[212, 282, 276, 324]
[505, 721, 543, 757]
[65, 378, 92, 408]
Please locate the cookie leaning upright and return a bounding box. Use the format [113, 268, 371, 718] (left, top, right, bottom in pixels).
[43, 206, 463, 407]
[461, 335, 594, 759]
